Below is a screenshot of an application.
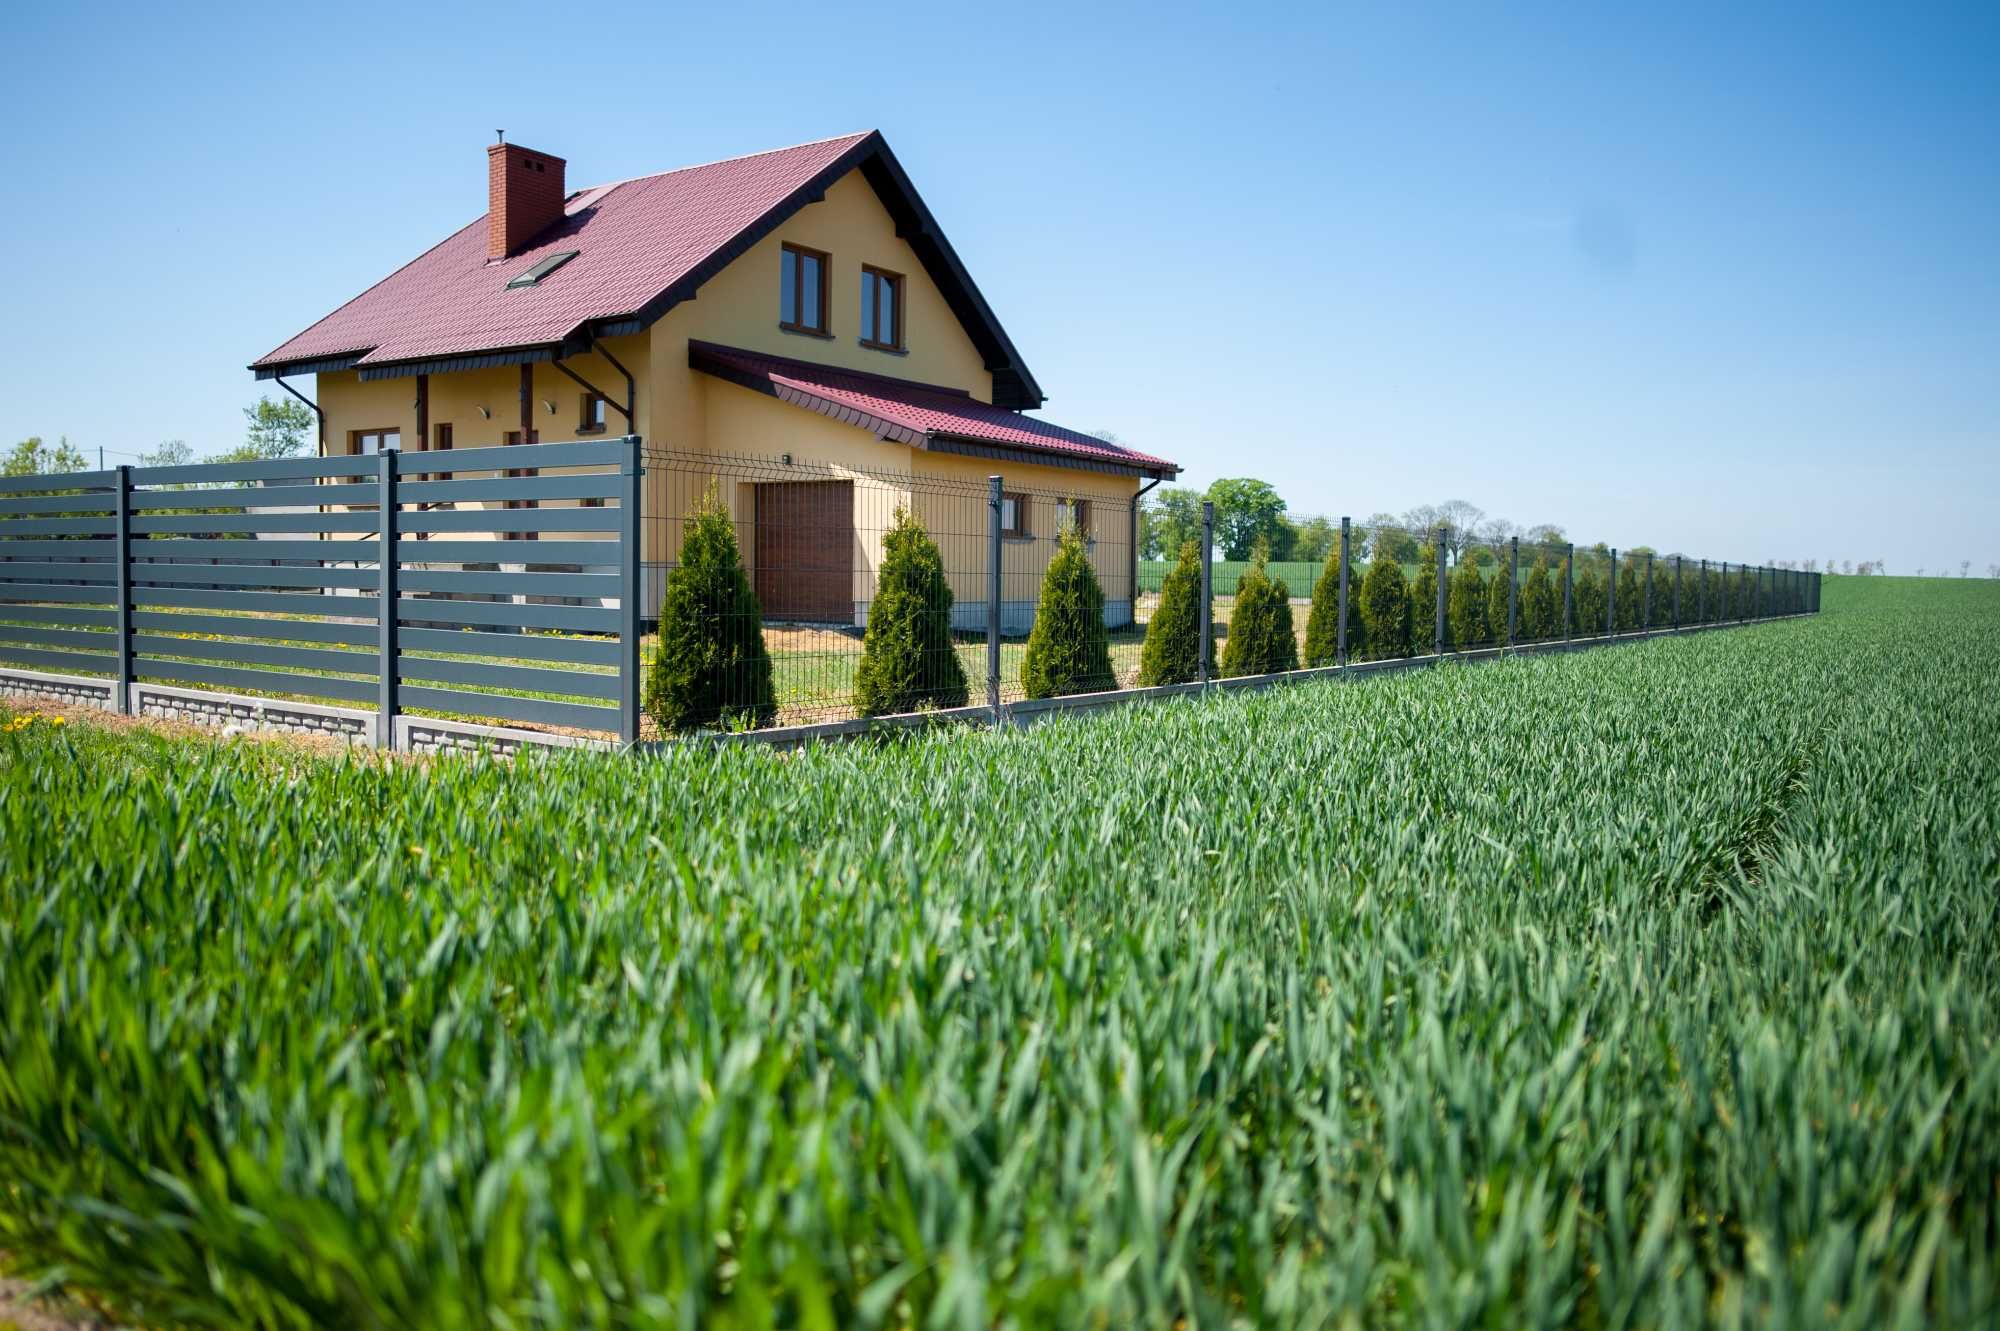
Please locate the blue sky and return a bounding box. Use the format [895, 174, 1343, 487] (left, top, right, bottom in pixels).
[3, 1, 1995, 573]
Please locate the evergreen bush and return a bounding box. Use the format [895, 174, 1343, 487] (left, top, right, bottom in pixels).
[1021, 528, 1116, 699]
[854, 507, 968, 716]
[1486, 555, 1514, 642]
[1301, 545, 1362, 667]
[1616, 559, 1642, 632]
[1410, 540, 1441, 650]
[1358, 554, 1412, 659]
[1220, 555, 1299, 678]
[1136, 540, 1208, 686]
[1448, 557, 1486, 648]
[1572, 564, 1606, 638]
[1519, 555, 1558, 640]
[645, 489, 777, 734]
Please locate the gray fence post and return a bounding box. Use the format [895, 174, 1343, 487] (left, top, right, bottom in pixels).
[987, 475, 1002, 723]
[1336, 516, 1351, 667]
[376, 444, 399, 750]
[618, 435, 642, 746]
[1563, 544, 1574, 644]
[1198, 501, 1214, 684]
[1607, 548, 1618, 636]
[112, 464, 132, 714]
[1507, 536, 1519, 647]
[1434, 526, 1447, 657]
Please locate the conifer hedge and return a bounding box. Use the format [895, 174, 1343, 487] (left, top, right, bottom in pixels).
[645, 491, 777, 733]
[854, 508, 968, 716]
[1486, 555, 1513, 643]
[1136, 540, 1208, 686]
[1573, 565, 1606, 638]
[1357, 555, 1412, 660]
[1220, 555, 1299, 678]
[1616, 559, 1642, 632]
[1021, 528, 1116, 699]
[1447, 557, 1486, 648]
[1410, 541, 1441, 649]
[1301, 546, 1362, 667]
[1519, 555, 1559, 641]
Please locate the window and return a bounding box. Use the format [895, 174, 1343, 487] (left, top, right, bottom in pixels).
[578, 392, 608, 434]
[433, 423, 453, 452]
[859, 265, 904, 350]
[505, 250, 578, 290]
[1000, 492, 1029, 538]
[351, 429, 399, 455]
[1056, 498, 1091, 540]
[779, 243, 829, 335]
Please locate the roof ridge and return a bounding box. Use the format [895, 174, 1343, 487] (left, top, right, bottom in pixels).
[572, 130, 876, 196]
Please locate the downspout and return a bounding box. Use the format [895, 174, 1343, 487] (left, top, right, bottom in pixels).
[1131, 474, 1162, 630]
[591, 337, 638, 432]
[273, 374, 325, 451]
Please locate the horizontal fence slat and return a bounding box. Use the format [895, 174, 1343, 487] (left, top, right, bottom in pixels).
[0, 624, 115, 651]
[132, 658, 376, 704]
[0, 493, 115, 515]
[129, 484, 356, 510]
[132, 539, 371, 562]
[398, 440, 629, 475]
[396, 597, 618, 633]
[0, 561, 118, 584]
[398, 509, 623, 534]
[395, 539, 616, 565]
[132, 455, 377, 486]
[399, 684, 620, 732]
[0, 518, 116, 536]
[128, 586, 377, 618]
[131, 611, 376, 647]
[0, 645, 114, 675]
[128, 563, 380, 591]
[134, 635, 376, 676]
[399, 569, 619, 598]
[0, 582, 118, 605]
[0, 539, 117, 559]
[132, 513, 381, 535]
[395, 475, 621, 505]
[397, 655, 620, 701]
[0, 604, 116, 628]
[399, 626, 620, 666]
[0, 471, 116, 495]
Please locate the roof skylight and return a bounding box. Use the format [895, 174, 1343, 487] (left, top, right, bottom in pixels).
[506, 250, 579, 290]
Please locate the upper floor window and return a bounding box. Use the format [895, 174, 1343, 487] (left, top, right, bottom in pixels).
[779, 243, 829, 336]
[578, 392, 608, 434]
[860, 265, 904, 351]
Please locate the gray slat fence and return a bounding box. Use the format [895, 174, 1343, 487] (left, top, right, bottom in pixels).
[0, 435, 643, 747]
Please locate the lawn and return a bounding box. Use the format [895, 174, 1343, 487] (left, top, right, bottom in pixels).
[1, 575, 1994, 1327]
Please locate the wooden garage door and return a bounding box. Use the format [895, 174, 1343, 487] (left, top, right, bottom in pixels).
[753, 480, 854, 623]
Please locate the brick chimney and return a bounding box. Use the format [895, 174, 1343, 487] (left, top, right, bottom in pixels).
[486, 139, 567, 259]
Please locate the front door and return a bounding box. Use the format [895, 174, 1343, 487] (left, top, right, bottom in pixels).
[753, 480, 854, 623]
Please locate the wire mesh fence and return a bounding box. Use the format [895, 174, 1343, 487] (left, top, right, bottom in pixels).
[638, 448, 1820, 735]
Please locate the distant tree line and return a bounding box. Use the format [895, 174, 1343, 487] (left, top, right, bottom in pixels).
[2, 398, 315, 477]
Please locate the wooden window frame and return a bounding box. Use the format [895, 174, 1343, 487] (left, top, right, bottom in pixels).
[779, 242, 832, 337]
[1057, 497, 1092, 540]
[1000, 491, 1029, 539]
[859, 265, 905, 352]
[577, 393, 608, 435]
[346, 428, 398, 483]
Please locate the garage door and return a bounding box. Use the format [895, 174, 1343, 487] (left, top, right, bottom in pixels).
[753, 480, 854, 623]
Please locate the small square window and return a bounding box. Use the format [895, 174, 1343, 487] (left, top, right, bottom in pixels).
[578, 392, 608, 434]
[1001, 492, 1029, 538]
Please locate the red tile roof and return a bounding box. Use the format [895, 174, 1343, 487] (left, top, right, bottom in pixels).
[254, 133, 878, 372]
[691, 342, 1178, 478]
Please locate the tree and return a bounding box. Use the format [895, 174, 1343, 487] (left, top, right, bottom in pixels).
[1140, 487, 1204, 561]
[1287, 515, 1336, 564]
[1524, 523, 1567, 547]
[1485, 553, 1513, 642]
[140, 439, 195, 468]
[1519, 554, 1559, 640]
[1205, 478, 1288, 561]
[644, 488, 776, 733]
[1434, 499, 1486, 561]
[1357, 552, 1412, 660]
[1615, 558, 1641, 632]
[1136, 540, 1209, 686]
[240, 397, 316, 460]
[1448, 556, 1486, 648]
[1220, 552, 1298, 678]
[1409, 539, 1441, 650]
[854, 508, 968, 716]
[1021, 528, 1115, 699]
[1572, 562, 1605, 637]
[1302, 543, 1362, 667]
[1363, 514, 1418, 564]
[3, 436, 87, 477]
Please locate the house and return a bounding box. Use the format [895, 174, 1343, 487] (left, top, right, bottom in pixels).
[250, 131, 1178, 628]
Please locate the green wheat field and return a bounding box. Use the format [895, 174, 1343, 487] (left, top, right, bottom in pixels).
[1, 576, 1995, 1328]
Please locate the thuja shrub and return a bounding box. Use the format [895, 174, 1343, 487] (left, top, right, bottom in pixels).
[1573, 564, 1606, 638]
[1410, 540, 1441, 648]
[1519, 555, 1558, 640]
[1136, 540, 1208, 686]
[1616, 559, 1642, 632]
[1486, 554, 1514, 641]
[854, 507, 968, 716]
[1302, 546, 1362, 667]
[1448, 557, 1486, 648]
[1221, 555, 1299, 678]
[1021, 528, 1115, 699]
[646, 489, 777, 733]
[1358, 554, 1412, 659]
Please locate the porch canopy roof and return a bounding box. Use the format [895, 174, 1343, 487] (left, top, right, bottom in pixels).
[689, 341, 1179, 481]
